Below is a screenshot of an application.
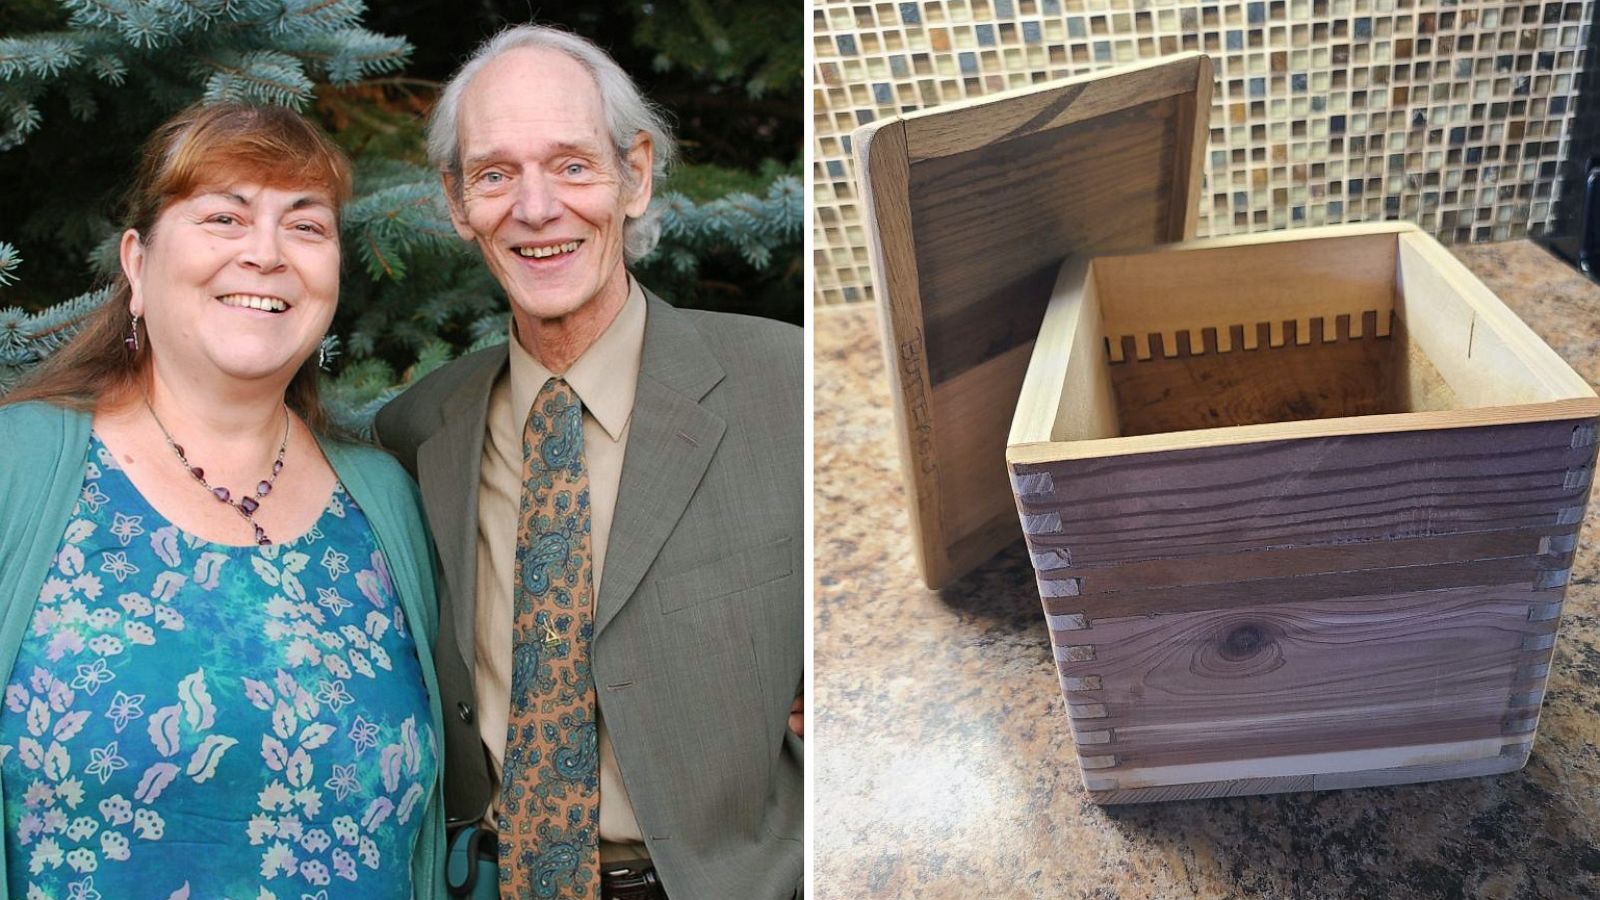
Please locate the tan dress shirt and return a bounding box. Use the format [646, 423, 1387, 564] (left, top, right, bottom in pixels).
[474, 279, 650, 861]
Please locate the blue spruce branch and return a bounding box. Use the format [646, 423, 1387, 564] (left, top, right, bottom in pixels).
[650, 174, 801, 273]
[0, 34, 84, 79]
[199, 48, 314, 107]
[0, 287, 111, 391]
[271, 0, 366, 38]
[342, 178, 462, 281]
[0, 243, 22, 287]
[6, 2, 413, 131]
[282, 29, 410, 85]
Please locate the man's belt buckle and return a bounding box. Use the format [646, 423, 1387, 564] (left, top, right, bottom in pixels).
[602, 859, 662, 899]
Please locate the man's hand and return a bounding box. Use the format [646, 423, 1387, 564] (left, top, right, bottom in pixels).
[789, 695, 804, 738]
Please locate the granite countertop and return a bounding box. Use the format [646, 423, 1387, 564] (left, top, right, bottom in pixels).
[812, 240, 1600, 899]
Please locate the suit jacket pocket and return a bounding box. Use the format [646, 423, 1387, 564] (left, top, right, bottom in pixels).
[655, 535, 794, 614]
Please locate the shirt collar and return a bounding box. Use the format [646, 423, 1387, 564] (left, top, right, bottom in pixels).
[507, 276, 646, 442]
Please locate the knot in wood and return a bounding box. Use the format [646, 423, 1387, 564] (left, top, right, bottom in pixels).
[1191, 619, 1285, 679]
[1219, 623, 1268, 661]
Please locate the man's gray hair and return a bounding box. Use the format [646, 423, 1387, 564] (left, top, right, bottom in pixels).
[428, 25, 678, 262]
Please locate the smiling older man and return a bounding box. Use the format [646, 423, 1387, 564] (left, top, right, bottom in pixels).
[374, 24, 803, 900]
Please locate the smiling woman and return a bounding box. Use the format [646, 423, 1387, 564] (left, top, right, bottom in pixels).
[9, 104, 351, 433]
[0, 104, 449, 899]
[121, 182, 341, 399]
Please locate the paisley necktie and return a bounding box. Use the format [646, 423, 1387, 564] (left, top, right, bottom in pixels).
[498, 378, 601, 898]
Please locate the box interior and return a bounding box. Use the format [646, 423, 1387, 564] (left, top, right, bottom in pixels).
[1011, 227, 1598, 450]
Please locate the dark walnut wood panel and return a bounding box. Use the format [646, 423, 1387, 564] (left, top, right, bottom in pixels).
[1045, 525, 1567, 595]
[928, 341, 1031, 558]
[909, 96, 1186, 388]
[1015, 417, 1596, 567]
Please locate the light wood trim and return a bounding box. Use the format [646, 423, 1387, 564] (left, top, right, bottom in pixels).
[1092, 227, 1399, 354]
[931, 342, 1031, 546]
[1122, 219, 1420, 251]
[1396, 231, 1599, 405]
[1085, 748, 1527, 803]
[1086, 735, 1519, 791]
[1008, 255, 1119, 447]
[854, 119, 951, 588]
[1008, 399, 1600, 464]
[1171, 55, 1214, 240]
[899, 53, 1210, 162]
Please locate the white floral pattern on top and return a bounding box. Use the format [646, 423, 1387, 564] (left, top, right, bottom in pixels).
[0, 435, 437, 899]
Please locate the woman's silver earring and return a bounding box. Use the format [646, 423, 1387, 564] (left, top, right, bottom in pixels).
[125, 313, 140, 352]
[317, 334, 338, 371]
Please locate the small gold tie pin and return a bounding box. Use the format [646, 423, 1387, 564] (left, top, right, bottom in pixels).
[541, 622, 562, 647]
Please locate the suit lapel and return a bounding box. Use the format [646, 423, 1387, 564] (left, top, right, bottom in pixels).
[415, 346, 506, 672]
[596, 295, 727, 638]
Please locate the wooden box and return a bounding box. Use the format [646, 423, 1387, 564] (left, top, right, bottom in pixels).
[855, 54, 1600, 803]
[1006, 224, 1600, 803]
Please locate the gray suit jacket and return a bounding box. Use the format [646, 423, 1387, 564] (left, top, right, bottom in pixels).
[374, 292, 803, 900]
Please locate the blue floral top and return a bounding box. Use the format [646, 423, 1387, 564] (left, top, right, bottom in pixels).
[0, 434, 438, 900]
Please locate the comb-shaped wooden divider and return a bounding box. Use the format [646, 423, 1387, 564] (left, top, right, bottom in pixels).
[1105, 309, 1393, 363]
[1007, 223, 1600, 804]
[1103, 310, 1430, 438]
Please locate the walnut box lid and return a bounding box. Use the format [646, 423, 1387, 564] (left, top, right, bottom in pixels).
[853, 53, 1215, 589]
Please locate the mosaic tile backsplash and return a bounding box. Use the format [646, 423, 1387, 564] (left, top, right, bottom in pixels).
[813, 0, 1595, 306]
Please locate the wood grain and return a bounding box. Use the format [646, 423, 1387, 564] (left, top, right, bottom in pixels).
[1092, 228, 1401, 355]
[910, 96, 1189, 386]
[1056, 587, 1553, 771]
[1041, 557, 1559, 618]
[1016, 417, 1594, 567]
[1085, 741, 1529, 803]
[1025, 407, 1597, 802]
[1047, 525, 1566, 595]
[855, 119, 951, 586]
[1109, 322, 1404, 437]
[902, 53, 1210, 162]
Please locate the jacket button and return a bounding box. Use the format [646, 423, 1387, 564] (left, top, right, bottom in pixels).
[457, 702, 473, 723]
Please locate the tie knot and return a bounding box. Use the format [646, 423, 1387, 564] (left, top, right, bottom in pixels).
[537, 376, 578, 408]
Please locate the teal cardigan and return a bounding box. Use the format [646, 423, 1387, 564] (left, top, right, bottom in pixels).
[0, 401, 447, 899]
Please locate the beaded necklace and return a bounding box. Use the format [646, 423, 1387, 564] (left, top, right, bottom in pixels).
[145, 400, 289, 546]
